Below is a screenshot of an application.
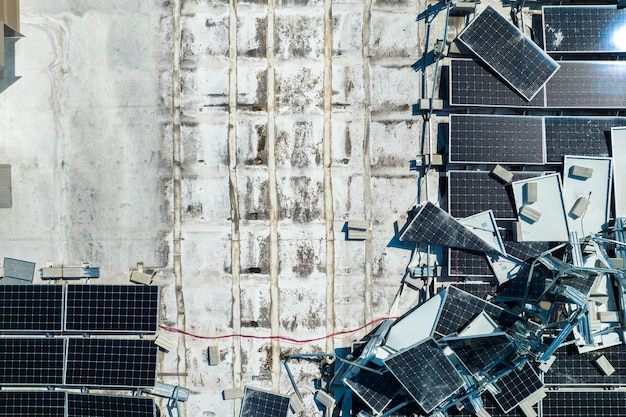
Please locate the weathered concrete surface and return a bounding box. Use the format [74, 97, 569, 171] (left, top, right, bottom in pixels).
[0, 0, 434, 415]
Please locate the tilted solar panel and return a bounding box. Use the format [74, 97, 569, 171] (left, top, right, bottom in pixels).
[0, 391, 65, 417]
[0, 285, 63, 332]
[67, 394, 156, 417]
[0, 338, 65, 385]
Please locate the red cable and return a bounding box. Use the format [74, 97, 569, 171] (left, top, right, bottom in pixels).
[158, 316, 399, 345]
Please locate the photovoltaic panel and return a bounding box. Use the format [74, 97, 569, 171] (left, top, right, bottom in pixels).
[383, 338, 465, 413]
[546, 61, 626, 109]
[344, 371, 401, 414]
[434, 286, 521, 339]
[65, 285, 159, 333]
[458, 6, 559, 101]
[448, 395, 530, 417]
[544, 117, 626, 163]
[450, 282, 494, 300]
[449, 248, 493, 277]
[0, 285, 63, 332]
[543, 343, 626, 385]
[491, 362, 543, 413]
[446, 334, 515, 374]
[239, 387, 291, 417]
[542, 391, 626, 417]
[543, 6, 626, 53]
[0, 391, 66, 417]
[400, 202, 497, 253]
[448, 114, 545, 164]
[0, 338, 65, 385]
[67, 394, 156, 417]
[448, 170, 543, 219]
[66, 338, 157, 388]
[449, 59, 546, 108]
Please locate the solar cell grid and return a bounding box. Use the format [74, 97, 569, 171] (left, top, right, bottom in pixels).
[0, 391, 66, 417]
[542, 391, 626, 417]
[544, 117, 626, 163]
[491, 362, 543, 412]
[450, 283, 494, 300]
[544, 343, 626, 385]
[448, 115, 544, 164]
[344, 371, 400, 414]
[0, 338, 65, 385]
[448, 248, 493, 277]
[458, 6, 559, 101]
[67, 394, 156, 417]
[383, 339, 465, 413]
[449, 59, 546, 108]
[65, 338, 157, 388]
[447, 334, 515, 374]
[447, 395, 529, 417]
[239, 387, 291, 417]
[65, 285, 159, 333]
[0, 285, 63, 332]
[543, 6, 626, 53]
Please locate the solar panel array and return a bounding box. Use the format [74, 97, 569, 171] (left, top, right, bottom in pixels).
[65, 285, 159, 333]
[448, 114, 544, 165]
[543, 6, 626, 53]
[0, 392, 156, 417]
[240, 387, 291, 417]
[458, 6, 559, 101]
[544, 343, 626, 385]
[400, 202, 496, 253]
[491, 363, 543, 412]
[450, 59, 626, 109]
[384, 338, 465, 413]
[447, 334, 515, 374]
[542, 391, 626, 417]
[344, 371, 400, 414]
[448, 170, 542, 219]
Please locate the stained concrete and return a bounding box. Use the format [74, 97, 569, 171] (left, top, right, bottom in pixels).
[0, 0, 444, 415]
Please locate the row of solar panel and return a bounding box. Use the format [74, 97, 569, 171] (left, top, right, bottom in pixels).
[0, 338, 157, 388]
[447, 114, 626, 165]
[0, 285, 159, 333]
[449, 59, 626, 108]
[0, 391, 156, 417]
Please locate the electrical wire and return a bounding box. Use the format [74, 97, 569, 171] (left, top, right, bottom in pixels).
[158, 316, 399, 345]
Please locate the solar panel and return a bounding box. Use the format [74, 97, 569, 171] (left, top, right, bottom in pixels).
[544, 117, 626, 163]
[67, 394, 156, 417]
[544, 343, 626, 385]
[239, 387, 291, 417]
[383, 338, 465, 413]
[446, 334, 515, 374]
[542, 390, 626, 417]
[543, 6, 626, 53]
[491, 362, 543, 413]
[448, 170, 543, 219]
[546, 61, 626, 109]
[449, 248, 493, 277]
[0, 391, 66, 417]
[0, 338, 65, 385]
[65, 338, 157, 388]
[449, 282, 495, 300]
[448, 114, 545, 164]
[447, 394, 530, 417]
[65, 285, 159, 333]
[458, 6, 559, 101]
[344, 371, 401, 414]
[0, 285, 63, 332]
[400, 202, 497, 253]
[435, 286, 521, 339]
[449, 59, 546, 108]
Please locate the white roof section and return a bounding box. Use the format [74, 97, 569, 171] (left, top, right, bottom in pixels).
[562, 156, 612, 237]
[612, 127, 626, 218]
[512, 173, 569, 242]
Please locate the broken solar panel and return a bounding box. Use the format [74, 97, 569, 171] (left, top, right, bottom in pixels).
[457, 6, 559, 101]
[448, 171, 543, 219]
[448, 394, 530, 417]
[542, 391, 626, 417]
[543, 343, 626, 385]
[543, 6, 626, 53]
[383, 338, 465, 413]
[544, 117, 626, 163]
[446, 333, 515, 374]
[344, 371, 400, 414]
[449, 248, 493, 277]
[0, 391, 66, 417]
[491, 362, 543, 413]
[400, 202, 497, 253]
[546, 61, 626, 109]
[449, 282, 494, 300]
[449, 59, 546, 107]
[434, 286, 521, 339]
[448, 114, 544, 164]
[240, 387, 290, 417]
